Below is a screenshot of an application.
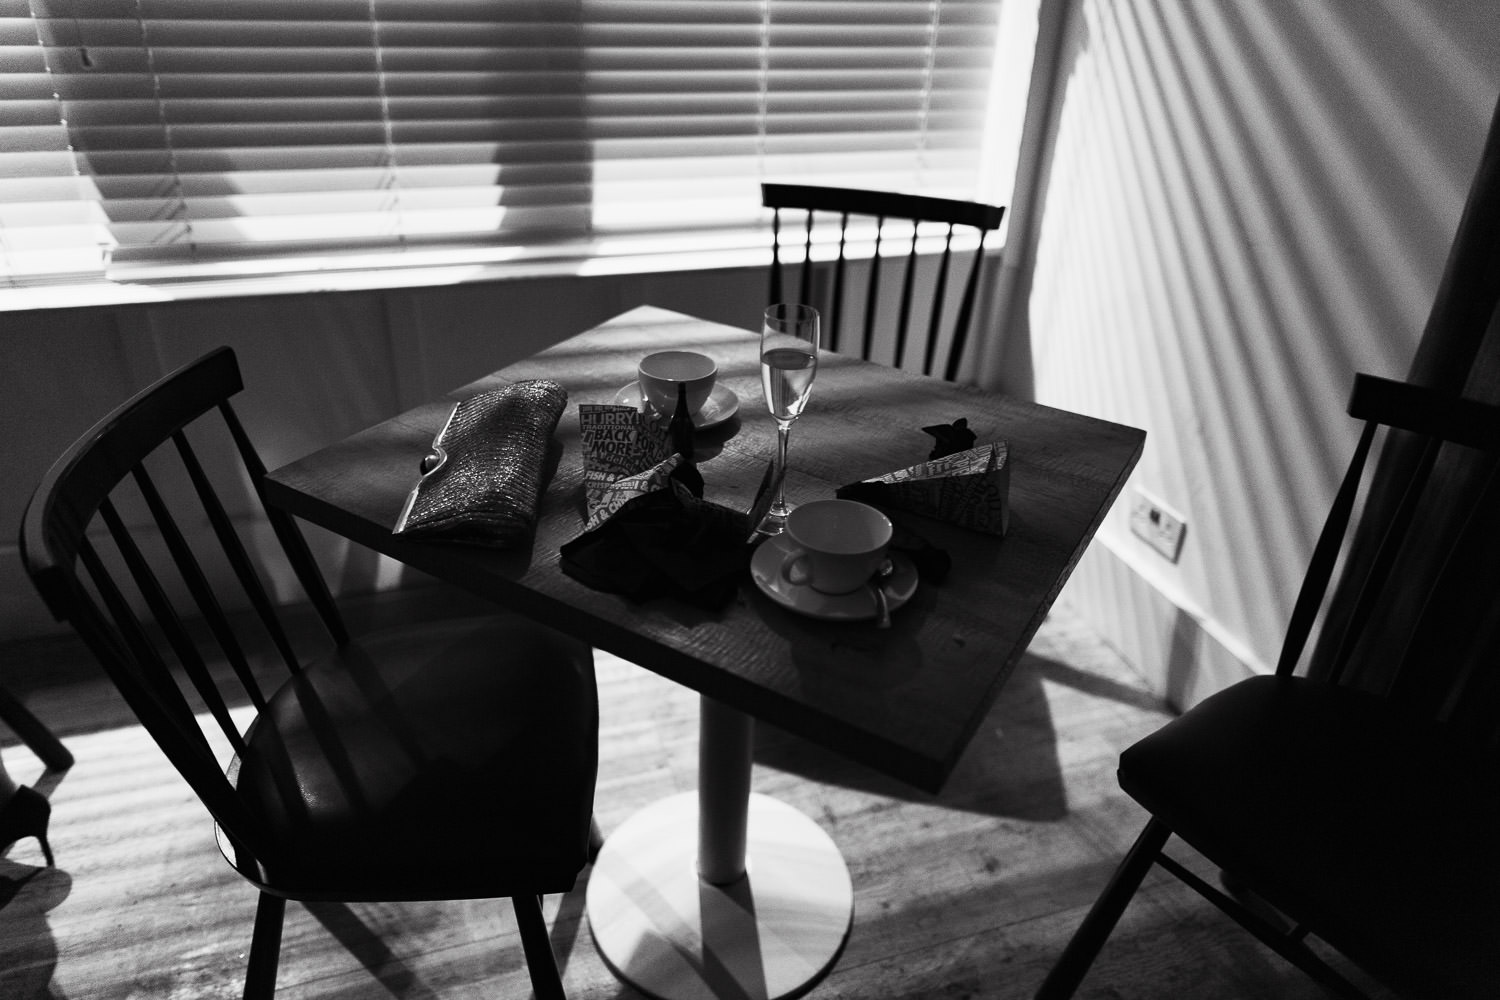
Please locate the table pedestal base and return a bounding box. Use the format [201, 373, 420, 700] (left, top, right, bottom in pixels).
[586, 791, 853, 1000]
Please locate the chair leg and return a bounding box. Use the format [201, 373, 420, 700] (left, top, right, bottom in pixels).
[513, 894, 566, 1000]
[0, 683, 74, 771]
[1035, 817, 1170, 1000]
[588, 814, 605, 861]
[1155, 854, 1373, 1000]
[243, 892, 286, 1000]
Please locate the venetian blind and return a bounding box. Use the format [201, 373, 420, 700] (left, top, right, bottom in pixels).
[1, 0, 1006, 284]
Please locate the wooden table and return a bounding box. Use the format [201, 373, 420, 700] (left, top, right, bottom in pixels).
[264, 305, 1146, 999]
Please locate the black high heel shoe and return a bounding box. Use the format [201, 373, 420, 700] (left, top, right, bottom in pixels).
[0, 786, 55, 866]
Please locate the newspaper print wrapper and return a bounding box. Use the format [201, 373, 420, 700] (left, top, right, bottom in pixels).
[579, 404, 673, 530]
[392, 379, 568, 547]
[836, 442, 1010, 536]
[565, 404, 770, 608]
[577, 404, 767, 537]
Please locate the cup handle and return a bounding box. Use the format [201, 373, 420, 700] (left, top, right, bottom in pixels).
[781, 549, 813, 588]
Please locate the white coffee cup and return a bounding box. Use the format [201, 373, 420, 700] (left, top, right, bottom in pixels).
[637, 350, 717, 416]
[781, 499, 893, 595]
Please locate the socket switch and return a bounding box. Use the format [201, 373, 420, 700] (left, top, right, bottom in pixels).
[1128, 489, 1186, 563]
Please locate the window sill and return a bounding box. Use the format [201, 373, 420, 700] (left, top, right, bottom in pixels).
[1, 225, 999, 314]
[0, 236, 776, 313]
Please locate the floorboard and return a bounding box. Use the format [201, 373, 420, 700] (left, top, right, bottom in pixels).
[1, 598, 1399, 999]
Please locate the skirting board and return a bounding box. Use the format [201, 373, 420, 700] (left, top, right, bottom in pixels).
[1057, 538, 1266, 713]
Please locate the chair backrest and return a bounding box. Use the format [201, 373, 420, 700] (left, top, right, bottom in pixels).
[20, 347, 344, 868]
[1308, 93, 1500, 742]
[1277, 373, 1500, 743]
[762, 183, 1005, 381]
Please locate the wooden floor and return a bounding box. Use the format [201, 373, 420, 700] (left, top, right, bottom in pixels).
[0, 598, 1395, 1000]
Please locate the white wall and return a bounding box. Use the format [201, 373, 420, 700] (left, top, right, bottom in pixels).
[1022, 0, 1500, 705]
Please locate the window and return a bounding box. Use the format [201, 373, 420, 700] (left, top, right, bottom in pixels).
[1, 0, 1028, 289]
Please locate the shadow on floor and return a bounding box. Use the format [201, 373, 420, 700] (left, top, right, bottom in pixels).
[751, 645, 1169, 823]
[0, 859, 69, 1000]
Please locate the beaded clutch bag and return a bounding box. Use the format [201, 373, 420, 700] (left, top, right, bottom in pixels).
[393, 379, 568, 547]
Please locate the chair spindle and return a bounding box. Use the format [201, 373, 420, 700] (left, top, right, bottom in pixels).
[798, 208, 815, 308]
[134, 458, 268, 714]
[945, 228, 992, 383]
[863, 215, 885, 362]
[173, 429, 307, 678]
[769, 206, 783, 305]
[894, 219, 920, 368]
[830, 211, 849, 353]
[223, 401, 350, 649]
[924, 224, 958, 377]
[1390, 458, 1500, 729]
[104, 483, 250, 755]
[1275, 419, 1378, 678]
[1326, 434, 1442, 687]
[79, 529, 233, 762]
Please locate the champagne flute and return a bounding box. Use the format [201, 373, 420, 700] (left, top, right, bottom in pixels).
[759, 303, 820, 534]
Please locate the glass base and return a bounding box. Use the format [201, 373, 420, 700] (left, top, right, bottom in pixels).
[757, 500, 791, 536]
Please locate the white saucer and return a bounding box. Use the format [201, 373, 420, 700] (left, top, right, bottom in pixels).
[614, 382, 740, 429]
[750, 533, 919, 622]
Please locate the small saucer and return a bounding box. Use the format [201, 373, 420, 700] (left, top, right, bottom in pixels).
[750, 533, 919, 622]
[614, 382, 740, 429]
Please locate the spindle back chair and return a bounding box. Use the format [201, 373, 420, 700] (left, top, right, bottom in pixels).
[763, 183, 1004, 382]
[1036, 373, 1500, 999]
[21, 347, 598, 999]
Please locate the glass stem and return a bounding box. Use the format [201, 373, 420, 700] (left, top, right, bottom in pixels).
[774, 421, 792, 510]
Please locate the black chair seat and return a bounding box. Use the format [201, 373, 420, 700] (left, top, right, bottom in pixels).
[232, 616, 597, 900]
[1121, 674, 1500, 994]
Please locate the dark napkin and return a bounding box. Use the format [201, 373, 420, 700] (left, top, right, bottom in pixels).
[923, 417, 977, 458]
[833, 415, 999, 585]
[890, 521, 952, 585]
[837, 415, 1009, 538]
[560, 480, 754, 610]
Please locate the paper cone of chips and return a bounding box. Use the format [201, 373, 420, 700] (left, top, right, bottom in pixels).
[837, 442, 1009, 536]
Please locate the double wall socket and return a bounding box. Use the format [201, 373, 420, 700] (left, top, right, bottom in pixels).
[1128, 488, 1187, 563]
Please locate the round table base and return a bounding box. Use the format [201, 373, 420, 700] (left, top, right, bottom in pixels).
[586, 791, 853, 1000]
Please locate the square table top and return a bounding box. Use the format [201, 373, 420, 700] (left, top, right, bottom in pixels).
[263, 306, 1145, 792]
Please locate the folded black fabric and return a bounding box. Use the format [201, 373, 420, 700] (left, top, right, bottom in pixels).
[923, 417, 977, 458]
[559, 485, 753, 610]
[393, 379, 567, 547]
[890, 521, 952, 585]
